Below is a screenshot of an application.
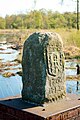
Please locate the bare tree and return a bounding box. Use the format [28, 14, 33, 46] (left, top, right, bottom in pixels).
[77, 0, 79, 30]
[62, 0, 79, 30]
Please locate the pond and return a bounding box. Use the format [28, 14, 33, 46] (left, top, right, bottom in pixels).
[66, 80, 80, 94]
[0, 43, 80, 98]
[0, 75, 22, 98]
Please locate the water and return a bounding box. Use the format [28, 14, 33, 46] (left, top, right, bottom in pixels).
[0, 75, 22, 98]
[65, 61, 80, 94]
[66, 80, 80, 94]
[65, 61, 77, 76]
[0, 43, 80, 98]
[65, 69, 77, 76]
[0, 43, 22, 98]
[0, 44, 19, 62]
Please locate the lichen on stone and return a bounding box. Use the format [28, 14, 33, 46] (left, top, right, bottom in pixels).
[22, 32, 66, 104]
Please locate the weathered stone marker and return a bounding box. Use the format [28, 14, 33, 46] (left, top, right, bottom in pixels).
[22, 32, 66, 104]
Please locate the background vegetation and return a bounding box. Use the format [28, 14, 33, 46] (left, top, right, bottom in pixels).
[0, 9, 79, 29]
[0, 9, 80, 59]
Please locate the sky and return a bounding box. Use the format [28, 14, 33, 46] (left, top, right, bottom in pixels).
[0, 0, 79, 17]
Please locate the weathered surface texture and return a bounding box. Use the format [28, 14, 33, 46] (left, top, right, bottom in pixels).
[22, 32, 66, 104]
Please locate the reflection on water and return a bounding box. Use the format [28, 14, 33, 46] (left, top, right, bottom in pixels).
[0, 44, 19, 62]
[65, 61, 77, 67]
[0, 75, 22, 98]
[65, 61, 80, 94]
[65, 69, 77, 76]
[4, 64, 22, 74]
[66, 80, 80, 94]
[0, 43, 22, 98]
[65, 61, 77, 76]
[0, 43, 80, 98]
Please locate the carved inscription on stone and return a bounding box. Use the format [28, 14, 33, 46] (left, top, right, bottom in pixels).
[47, 51, 64, 77]
[22, 32, 66, 104]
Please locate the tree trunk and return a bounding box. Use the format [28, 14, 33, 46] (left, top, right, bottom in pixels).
[77, 0, 79, 30]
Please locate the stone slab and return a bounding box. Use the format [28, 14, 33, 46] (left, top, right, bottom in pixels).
[0, 94, 80, 119]
[22, 32, 66, 104]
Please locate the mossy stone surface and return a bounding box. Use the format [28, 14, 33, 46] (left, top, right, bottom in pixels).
[22, 32, 66, 104]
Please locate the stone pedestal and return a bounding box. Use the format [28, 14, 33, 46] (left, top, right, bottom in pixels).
[22, 32, 66, 104]
[0, 94, 80, 120]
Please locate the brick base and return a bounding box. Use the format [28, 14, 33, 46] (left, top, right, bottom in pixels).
[0, 94, 80, 120]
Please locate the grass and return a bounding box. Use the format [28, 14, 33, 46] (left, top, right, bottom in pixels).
[53, 28, 80, 48]
[0, 28, 80, 47]
[0, 28, 80, 59]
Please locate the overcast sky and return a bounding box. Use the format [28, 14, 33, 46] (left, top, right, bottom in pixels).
[0, 0, 79, 17]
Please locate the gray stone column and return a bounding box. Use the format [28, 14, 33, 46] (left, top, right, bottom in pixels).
[22, 32, 66, 104]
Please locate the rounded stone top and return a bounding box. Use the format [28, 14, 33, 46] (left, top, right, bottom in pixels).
[22, 31, 65, 104]
[24, 32, 63, 51]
